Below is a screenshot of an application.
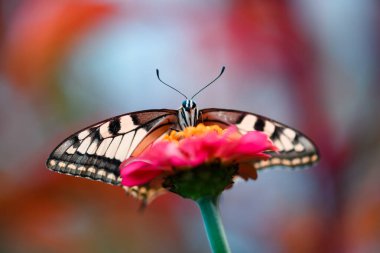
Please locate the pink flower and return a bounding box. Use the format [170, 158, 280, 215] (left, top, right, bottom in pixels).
[120, 124, 278, 188]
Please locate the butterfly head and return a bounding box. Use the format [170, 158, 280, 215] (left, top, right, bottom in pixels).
[179, 99, 199, 129]
[182, 99, 197, 111]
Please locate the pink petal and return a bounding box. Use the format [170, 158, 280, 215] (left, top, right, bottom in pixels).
[142, 142, 175, 161]
[219, 131, 277, 162]
[177, 137, 209, 167]
[235, 131, 277, 156]
[222, 125, 239, 137]
[120, 160, 164, 187]
[237, 131, 274, 152]
[164, 143, 194, 167]
[139, 141, 188, 167]
[199, 132, 226, 159]
[145, 141, 194, 167]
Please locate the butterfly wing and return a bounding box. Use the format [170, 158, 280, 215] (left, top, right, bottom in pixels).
[200, 108, 319, 169]
[46, 109, 178, 185]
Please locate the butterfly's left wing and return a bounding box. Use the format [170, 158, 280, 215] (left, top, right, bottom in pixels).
[200, 108, 319, 170]
[46, 109, 178, 185]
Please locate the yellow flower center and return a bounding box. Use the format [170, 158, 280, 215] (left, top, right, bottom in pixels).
[163, 124, 224, 142]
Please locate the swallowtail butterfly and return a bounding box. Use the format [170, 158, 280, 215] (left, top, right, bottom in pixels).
[46, 67, 319, 198]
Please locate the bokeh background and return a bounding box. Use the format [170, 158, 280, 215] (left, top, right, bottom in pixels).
[1, 1, 379, 252]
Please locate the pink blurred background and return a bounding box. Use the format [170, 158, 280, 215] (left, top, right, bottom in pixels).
[1, 1, 379, 252]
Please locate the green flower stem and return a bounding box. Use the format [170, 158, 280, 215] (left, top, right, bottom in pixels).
[196, 196, 232, 253]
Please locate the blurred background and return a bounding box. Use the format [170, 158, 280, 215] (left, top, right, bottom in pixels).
[0, 0, 379, 252]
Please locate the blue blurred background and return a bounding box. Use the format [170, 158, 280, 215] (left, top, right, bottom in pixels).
[0, 1, 379, 252]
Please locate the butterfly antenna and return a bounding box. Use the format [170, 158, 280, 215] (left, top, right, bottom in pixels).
[156, 69, 188, 99]
[191, 66, 225, 99]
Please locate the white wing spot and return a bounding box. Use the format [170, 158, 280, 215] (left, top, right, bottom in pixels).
[119, 115, 136, 134]
[78, 130, 90, 140]
[87, 140, 99, 155]
[263, 121, 275, 136]
[260, 160, 270, 167]
[294, 143, 305, 152]
[283, 128, 296, 140]
[96, 138, 112, 156]
[87, 167, 96, 174]
[281, 159, 291, 166]
[127, 128, 147, 157]
[66, 145, 78, 155]
[291, 158, 301, 166]
[105, 135, 123, 159]
[311, 154, 318, 162]
[97, 169, 106, 177]
[115, 132, 134, 161]
[68, 164, 77, 171]
[236, 115, 257, 131]
[77, 136, 92, 154]
[280, 134, 293, 152]
[274, 139, 284, 151]
[271, 158, 281, 165]
[107, 173, 116, 181]
[302, 156, 310, 164]
[49, 160, 57, 166]
[99, 121, 112, 138]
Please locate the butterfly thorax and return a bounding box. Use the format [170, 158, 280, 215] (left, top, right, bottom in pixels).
[178, 99, 199, 129]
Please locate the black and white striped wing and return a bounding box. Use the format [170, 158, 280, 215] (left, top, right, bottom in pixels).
[46, 109, 178, 185]
[200, 108, 319, 170]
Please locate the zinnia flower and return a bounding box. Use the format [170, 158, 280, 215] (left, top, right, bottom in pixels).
[120, 124, 278, 201]
[119, 123, 279, 252]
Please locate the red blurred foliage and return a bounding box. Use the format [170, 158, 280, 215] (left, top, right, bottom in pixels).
[221, 0, 315, 77]
[0, 161, 187, 252]
[224, 0, 344, 175]
[349, 203, 380, 249]
[279, 210, 327, 253]
[0, 4, 4, 44]
[2, 0, 116, 90]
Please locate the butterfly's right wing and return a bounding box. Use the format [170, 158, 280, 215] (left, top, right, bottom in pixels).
[200, 108, 319, 170]
[46, 109, 178, 185]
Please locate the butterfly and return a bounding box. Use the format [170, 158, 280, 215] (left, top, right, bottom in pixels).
[46, 67, 319, 198]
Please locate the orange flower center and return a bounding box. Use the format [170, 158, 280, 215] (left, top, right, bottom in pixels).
[163, 123, 224, 142]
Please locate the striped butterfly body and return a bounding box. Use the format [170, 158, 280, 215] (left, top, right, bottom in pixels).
[46, 99, 319, 187]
